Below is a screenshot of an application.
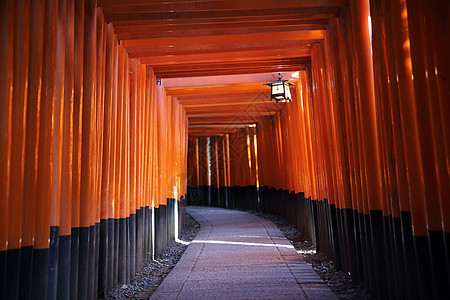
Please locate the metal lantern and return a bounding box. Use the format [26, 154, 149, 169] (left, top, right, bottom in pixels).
[263, 73, 296, 103]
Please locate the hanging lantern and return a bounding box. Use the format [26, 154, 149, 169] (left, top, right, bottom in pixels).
[263, 73, 296, 103]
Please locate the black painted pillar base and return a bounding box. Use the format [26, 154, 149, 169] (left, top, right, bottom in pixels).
[369, 210, 387, 299]
[218, 187, 225, 208]
[342, 208, 359, 286]
[118, 218, 127, 285]
[48, 226, 60, 300]
[180, 196, 187, 232]
[428, 230, 450, 299]
[210, 187, 219, 207]
[4, 247, 20, 299]
[160, 205, 167, 253]
[19, 246, 33, 300]
[167, 199, 174, 242]
[129, 214, 136, 282]
[107, 218, 115, 290]
[0, 250, 5, 300]
[31, 248, 49, 300]
[135, 208, 143, 272]
[154, 207, 160, 259]
[98, 219, 108, 298]
[88, 224, 97, 299]
[70, 227, 80, 300]
[201, 186, 211, 206]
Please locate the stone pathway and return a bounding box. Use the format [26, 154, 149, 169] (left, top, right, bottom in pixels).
[151, 206, 337, 299]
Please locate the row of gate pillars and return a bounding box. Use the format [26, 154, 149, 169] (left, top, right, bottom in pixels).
[0, 198, 186, 299]
[187, 186, 450, 299]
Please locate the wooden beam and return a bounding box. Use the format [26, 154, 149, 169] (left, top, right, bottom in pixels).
[188, 116, 270, 125]
[111, 12, 336, 27]
[189, 124, 252, 129]
[99, 0, 347, 14]
[153, 57, 308, 72]
[156, 66, 306, 78]
[114, 18, 328, 34]
[139, 48, 311, 65]
[185, 104, 283, 116]
[189, 130, 241, 136]
[153, 59, 308, 78]
[178, 94, 269, 105]
[184, 101, 282, 112]
[127, 40, 315, 57]
[116, 24, 325, 40]
[183, 100, 278, 108]
[122, 30, 323, 48]
[164, 73, 300, 89]
[167, 84, 269, 96]
[188, 111, 278, 118]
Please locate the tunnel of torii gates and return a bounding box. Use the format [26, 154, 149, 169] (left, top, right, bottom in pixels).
[0, 0, 448, 299]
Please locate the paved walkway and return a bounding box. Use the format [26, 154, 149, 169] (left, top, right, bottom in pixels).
[151, 206, 337, 299]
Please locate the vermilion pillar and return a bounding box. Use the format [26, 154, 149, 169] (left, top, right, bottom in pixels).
[34, 1, 58, 299]
[5, 0, 30, 298]
[21, 0, 45, 298]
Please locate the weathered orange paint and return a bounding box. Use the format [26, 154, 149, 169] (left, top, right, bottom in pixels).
[0, 0, 14, 252]
[100, 22, 114, 221]
[129, 59, 137, 215]
[123, 52, 130, 218]
[406, 0, 448, 233]
[8, 0, 30, 250]
[60, 0, 74, 237]
[389, 0, 427, 236]
[80, 0, 97, 228]
[336, 12, 361, 212]
[352, 0, 383, 212]
[114, 44, 123, 219]
[324, 20, 350, 210]
[312, 43, 337, 204]
[108, 37, 118, 219]
[22, 0, 45, 245]
[72, 0, 84, 229]
[96, 10, 106, 224]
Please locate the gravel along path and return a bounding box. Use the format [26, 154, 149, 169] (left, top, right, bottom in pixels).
[101, 213, 200, 300]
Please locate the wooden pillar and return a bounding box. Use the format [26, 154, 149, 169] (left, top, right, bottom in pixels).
[116, 43, 126, 285]
[33, 0, 58, 298]
[405, 0, 449, 297]
[370, 1, 411, 297]
[197, 137, 209, 206]
[57, 0, 74, 298]
[210, 136, 219, 207]
[5, 0, 30, 298]
[351, 0, 383, 210]
[98, 20, 114, 298]
[78, 0, 97, 298]
[47, 0, 65, 297]
[0, 10, 14, 296]
[129, 59, 138, 282]
[93, 10, 106, 298]
[20, 1, 45, 298]
[217, 136, 227, 208]
[187, 138, 199, 187]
